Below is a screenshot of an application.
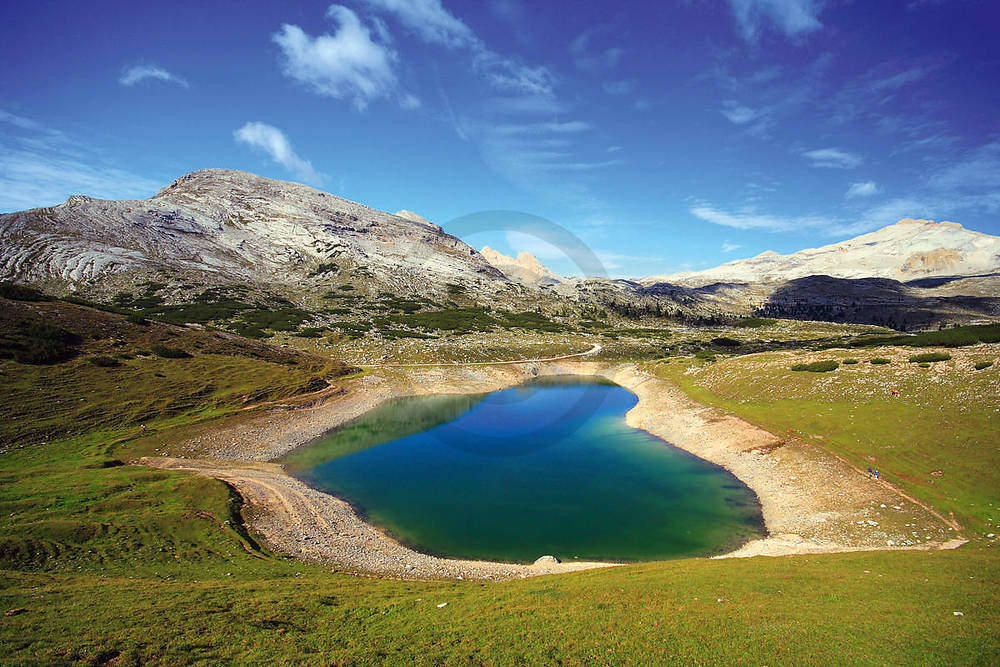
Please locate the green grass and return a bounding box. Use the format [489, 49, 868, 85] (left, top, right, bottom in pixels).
[1, 293, 998, 662]
[851, 324, 1000, 349]
[659, 348, 1000, 533]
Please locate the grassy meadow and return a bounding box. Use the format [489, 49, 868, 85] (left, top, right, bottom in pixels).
[1, 295, 998, 663]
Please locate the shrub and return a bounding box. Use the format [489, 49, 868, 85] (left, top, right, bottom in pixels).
[850, 324, 1000, 349]
[731, 317, 776, 328]
[842, 359, 859, 365]
[150, 344, 192, 359]
[791, 360, 839, 372]
[293, 327, 326, 338]
[87, 355, 120, 367]
[0, 321, 81, 364]
[126, 313, 149, 325]
[694, 350, 717, 362]
[0, 282, 53, 302]
[711, 337, 742, 347]
[908, 352, 951, 363]
[309, 262, 339, 277]
[870, 358, 891, 365]
[974, 361, 993, 370]
[918, 362, 930, 368]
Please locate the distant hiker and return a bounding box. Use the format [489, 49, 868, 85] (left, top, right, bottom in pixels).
[868, 467, 873, 478]
[874, 470, 880, 480]
[140, 424, 146, 432]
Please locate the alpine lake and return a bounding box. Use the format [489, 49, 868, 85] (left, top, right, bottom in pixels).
[281, 376, 766, 564]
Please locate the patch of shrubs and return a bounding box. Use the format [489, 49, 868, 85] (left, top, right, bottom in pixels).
[0, 281, 53, 302]
[842, 358, 859, 365]
[0, 321, 81, 364]
[731, 317, 776, 328]
[975, 361, 994, 370]
[791, 360, 839, 372]
[126, 313, 149, 325]
[711, 337, 742, 347]
[87, 355, 120, 367]
[150, 344, 192, 359]
[309, 262, 339, 277]
[870, 358, 891, 365]
[694, 350, 717, 362]
[908, 352, 951, 363]
[850, 324, 1000, 349]
[293, 327, 327, 338]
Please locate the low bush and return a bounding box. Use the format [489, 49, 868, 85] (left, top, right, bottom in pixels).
[0, 282, 53, 302]
[842, 359, 859, 365]
[908, 352, 951, 363]
[791, 360, 839, 372]
[309, 262, 339, 277]
[711, 337, 742, 347]
[731, 317, 776, 328]
[126, 313, 149, 325]
[974, 361, 993, 370]
[150, 344, 192, 359]
[293, 327, 326, 338]
[850, 324, 1000, 349]
[870, 358, 891, 365]
[87, 355, 120, 367]
[694, 350, 717, 362]
[918, 362, 930, 368]
[0, 321, 81, 364]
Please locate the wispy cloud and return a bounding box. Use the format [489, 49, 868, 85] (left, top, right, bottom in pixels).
[273, 5, 413, 111]
[570, 28, 623, 73]
[691, 205, 833, 233]
[119, 64, 189, 88]
[720, 100, 757, 124]
[233, 122, 323, 185]
[721, 241, 742, 253]
[845, 181, 880, 198]
[603, 80, 636, 95]
[358, 0, 476, 48]
[727, 0, 824, 42]
[0, 111, 160, 212]
[803, 147, 863, 169]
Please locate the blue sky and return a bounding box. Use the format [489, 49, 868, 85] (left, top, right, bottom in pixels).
[2, 0, 998, 277]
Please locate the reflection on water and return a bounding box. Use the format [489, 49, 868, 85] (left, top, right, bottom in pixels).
[282, 376, 765, 563]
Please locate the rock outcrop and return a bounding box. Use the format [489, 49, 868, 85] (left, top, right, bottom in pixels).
[481, 246, 563, 286]
[643, 219, 1000, 286]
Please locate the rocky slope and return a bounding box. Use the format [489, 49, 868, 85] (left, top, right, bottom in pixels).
[643, 219, 1000, 286]
[0, 169, 508, 298]
[480, 246, 564, 286]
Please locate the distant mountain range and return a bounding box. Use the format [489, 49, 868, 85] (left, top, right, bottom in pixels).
[1, 169, 997, 329]
[642, 219, 1000, 286]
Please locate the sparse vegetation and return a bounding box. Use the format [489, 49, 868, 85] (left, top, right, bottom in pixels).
[731, 317, 776, 328]
[842, 358, 859, 364]
[851, 324, 1000, 349]
[871, 357, 891, 365]
[975, 361, 993, 370]
[0, 320, 81, 365]
[0, 281, 53, 302]
[86, 355, 120, 367]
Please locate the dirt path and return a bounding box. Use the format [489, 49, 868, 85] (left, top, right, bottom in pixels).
[138, 359, 965, 579]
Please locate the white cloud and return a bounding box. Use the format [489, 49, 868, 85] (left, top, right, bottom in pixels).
[845, 181, 880, 198]
[728, 0, 824, 42]
[119, 64, 189, 88]
[722, 241, 742, 253]
[607, 145, 623, 153]
[603, 80, 636, 95]
[0, 113, 160, 212]
[803, 147, 863, 169]
[570, 28, 623, 73]
[358, 0, 477, 48]
[233, 122, 323, 185]
[495, 121, 592, 135]
[691, 205, 833, 233]
[273, 5, 407, 111]
[720, 100, 757, 124]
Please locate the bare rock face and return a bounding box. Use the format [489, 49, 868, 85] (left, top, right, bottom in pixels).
[643, 219, 1000, 286]
[0, 169, 507, 295]
[481, 246, 563, 286]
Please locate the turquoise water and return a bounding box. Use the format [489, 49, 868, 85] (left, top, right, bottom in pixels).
[281, 377, 765, 563]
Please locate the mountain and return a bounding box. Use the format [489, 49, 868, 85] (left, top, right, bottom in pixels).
[643, 219, 1000, 286]
[0, 169, 509, 298]
[480, 247, 564, 286]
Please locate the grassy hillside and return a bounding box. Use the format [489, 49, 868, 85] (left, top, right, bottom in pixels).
[656, 344, 1000, 536]
[1, 294, 998, 663]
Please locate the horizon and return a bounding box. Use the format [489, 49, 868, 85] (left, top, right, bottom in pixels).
[3, 1, 999, 278]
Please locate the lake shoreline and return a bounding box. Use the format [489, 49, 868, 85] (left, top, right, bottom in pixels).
[140, 360, 964, 580]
